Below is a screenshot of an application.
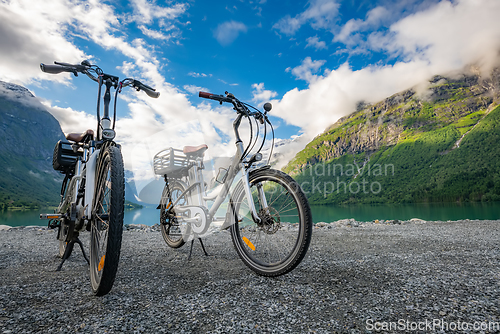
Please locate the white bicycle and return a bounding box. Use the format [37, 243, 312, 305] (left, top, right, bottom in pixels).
[154, 91, 312, 276]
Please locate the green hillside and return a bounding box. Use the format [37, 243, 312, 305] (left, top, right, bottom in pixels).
[0, 82, 64, 209]
[284, 69, 500, 205]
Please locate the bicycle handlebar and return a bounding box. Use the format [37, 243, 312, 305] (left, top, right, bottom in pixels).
[199, 90, 274, 165]
[199, 91, 232, 103]
[199, 91, 267, 119]
[40, 61, 159, 98]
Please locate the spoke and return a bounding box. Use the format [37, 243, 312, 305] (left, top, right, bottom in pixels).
[275, 205, 299, 214]
[274, 196, 296, 215]
[266, 188, 288, 208]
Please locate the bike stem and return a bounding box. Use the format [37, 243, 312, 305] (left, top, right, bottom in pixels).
[103, 79, 112, 120]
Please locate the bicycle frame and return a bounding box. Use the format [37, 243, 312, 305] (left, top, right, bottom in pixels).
[159, 90, 312, 277]
[167, 112, 266, 237]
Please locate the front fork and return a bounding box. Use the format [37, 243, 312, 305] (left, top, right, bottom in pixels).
[240, 166, 268, 224]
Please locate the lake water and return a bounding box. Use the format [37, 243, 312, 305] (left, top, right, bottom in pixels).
[1, 202, 499, 227]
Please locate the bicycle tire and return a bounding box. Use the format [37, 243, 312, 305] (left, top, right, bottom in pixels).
[160, 181, 190, 248]
[58, 219, 74, 258]
[89, 145, 124, 296]
[229, 168, 312, 276]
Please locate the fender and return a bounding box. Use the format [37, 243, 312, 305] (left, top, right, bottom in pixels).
[84, 149, 100, 219]
[222, 165, 272, 229]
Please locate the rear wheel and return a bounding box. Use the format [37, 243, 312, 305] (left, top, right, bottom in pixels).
[229, 168, 312, 276]
[89, 145, 124, 296]
[58, 219, 74, 258]
[160, 181, 189, 248]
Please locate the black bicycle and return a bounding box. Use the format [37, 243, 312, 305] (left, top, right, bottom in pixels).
[40, 60, 159, 295]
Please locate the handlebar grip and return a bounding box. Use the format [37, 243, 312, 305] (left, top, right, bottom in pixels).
[40, 63, 69, 74]
[199, 91, 213, 99]
[135, 80, 159, 98]
[143, 87, 160, 98]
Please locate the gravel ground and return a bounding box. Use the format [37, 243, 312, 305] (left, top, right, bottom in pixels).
[0, 219, 499, 333]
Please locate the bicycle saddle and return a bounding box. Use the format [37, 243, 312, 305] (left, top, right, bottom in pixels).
[183, 144, 208, 157]
[66, 129, 94, 143]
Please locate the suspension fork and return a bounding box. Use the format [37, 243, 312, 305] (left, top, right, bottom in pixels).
[240, 166, 262, 224]
[256, 182, 269, 212]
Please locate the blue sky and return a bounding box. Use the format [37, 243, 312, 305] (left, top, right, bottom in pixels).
[0, 0, 499, 182]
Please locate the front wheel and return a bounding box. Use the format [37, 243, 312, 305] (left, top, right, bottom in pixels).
[229, 168, 312, 276]
[90, 145, 124, 296]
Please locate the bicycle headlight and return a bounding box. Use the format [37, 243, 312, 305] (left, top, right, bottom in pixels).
[102, 129, 116, 140]
[248, 152, 262, 164]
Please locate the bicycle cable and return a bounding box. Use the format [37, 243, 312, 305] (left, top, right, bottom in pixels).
[266, 117, 275, 165]
[113, 84, 119, 130]
[246, 112, 260, 159]
[242, 102, 269, 162]
[240, 115, 253, 162]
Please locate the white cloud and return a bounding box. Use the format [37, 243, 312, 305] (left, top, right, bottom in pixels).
[386, 0, 500, 74]
[138, 25, 179, 41]
[188, 72, 210, 78]
[305, 36, 327, 50]
[214, 21, 248, 46]
[184, 85, 208, 95]
[0, 1, 86, 85]
[286, 57, 326, 83]
[273, 0, 340, 35]
[251, 83, 277, 104]
[334, 6, 391, 49]
[127, 0, 188, 42]
[274, 61, 433, 138]
[129, 0, 187, 25]
[40, 100, 97, 136]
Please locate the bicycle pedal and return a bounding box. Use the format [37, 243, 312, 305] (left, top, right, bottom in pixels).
[47, 219, 61, 229]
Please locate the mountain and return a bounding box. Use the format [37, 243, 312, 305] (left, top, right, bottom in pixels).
[284, 66, 500, 205]
[0, 81, 65, 208]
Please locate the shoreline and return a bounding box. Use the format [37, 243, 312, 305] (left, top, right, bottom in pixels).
[1, 217, 499, 232]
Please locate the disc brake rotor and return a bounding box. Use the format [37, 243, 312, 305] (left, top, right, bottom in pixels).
[258, 207, 280, 234]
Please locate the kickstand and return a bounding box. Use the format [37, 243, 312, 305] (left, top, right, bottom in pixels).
[187, 238, 210, 261]
[56, 235, 90, 271]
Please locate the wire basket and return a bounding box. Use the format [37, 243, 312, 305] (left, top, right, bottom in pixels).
[153, 147, 189, 176]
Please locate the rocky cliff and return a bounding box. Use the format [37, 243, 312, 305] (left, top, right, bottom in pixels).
[0, 81, 64, 207]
